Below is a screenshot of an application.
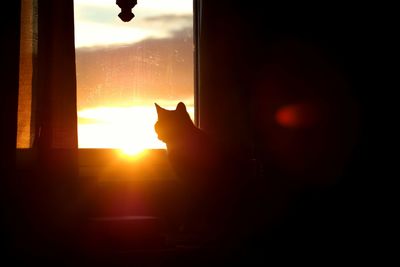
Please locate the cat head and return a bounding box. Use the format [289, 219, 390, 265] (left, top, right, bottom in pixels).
[154, 102, 193, 143]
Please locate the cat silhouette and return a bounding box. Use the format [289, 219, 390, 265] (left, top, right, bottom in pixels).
[154, 102, 248, 241]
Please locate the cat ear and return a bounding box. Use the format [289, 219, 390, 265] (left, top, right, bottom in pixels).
[176, 102, 187, 112]
[155, 103, 163, 115]
[154, 103, 162, 112]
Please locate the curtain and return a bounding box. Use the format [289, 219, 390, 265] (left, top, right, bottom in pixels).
[18, 0, 79, 151]
[17, 0, 79, 173]
[17, 0, 36, 148]
[35, 0, 78, 151]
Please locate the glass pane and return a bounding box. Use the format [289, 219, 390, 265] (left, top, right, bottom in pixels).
[74, 0, 194, 154]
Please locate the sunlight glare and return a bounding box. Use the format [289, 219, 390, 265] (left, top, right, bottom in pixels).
[120, 146, 144, 156]
[78, 105, 194, 151]
[119, 145, 148, 160]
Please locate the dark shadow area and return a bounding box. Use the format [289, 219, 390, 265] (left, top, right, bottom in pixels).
[1, 1, 389, 266]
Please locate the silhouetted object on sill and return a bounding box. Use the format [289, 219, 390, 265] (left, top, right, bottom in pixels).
[116, 0, 137, 22]
[154, 102, 251, 244]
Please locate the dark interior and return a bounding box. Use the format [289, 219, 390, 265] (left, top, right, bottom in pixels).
[1, 0, 386, 266]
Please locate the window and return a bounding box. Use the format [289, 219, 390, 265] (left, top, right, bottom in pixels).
[74, 0, 196, 155]
[16, 0, 200, 179]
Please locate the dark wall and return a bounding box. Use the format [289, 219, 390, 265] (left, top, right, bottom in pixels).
[0, 0, 20, 169]
[0, 0, 21, 264]
[198, 1, 384, 258]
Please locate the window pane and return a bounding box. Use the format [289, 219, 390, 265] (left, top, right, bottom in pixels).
[74, 0, 194, 153]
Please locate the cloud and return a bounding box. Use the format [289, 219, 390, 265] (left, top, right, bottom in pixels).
[74, 0, 193, 48]
[143, 14, 192, 23]
[76, 27, 195, 110]
[75, 5, 119, 25]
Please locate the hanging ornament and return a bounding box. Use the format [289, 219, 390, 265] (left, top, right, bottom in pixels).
[116, 0, 137, 22]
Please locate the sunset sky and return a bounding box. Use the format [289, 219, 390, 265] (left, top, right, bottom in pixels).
[74, 0, 194, 152]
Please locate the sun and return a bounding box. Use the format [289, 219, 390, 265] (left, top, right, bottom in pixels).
[120, 145, 145, 157]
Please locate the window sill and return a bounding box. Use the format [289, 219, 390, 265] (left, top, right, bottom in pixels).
[16, 148, 177, 182]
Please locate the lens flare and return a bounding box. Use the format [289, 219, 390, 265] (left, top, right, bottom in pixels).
[276, 103, 320, 128]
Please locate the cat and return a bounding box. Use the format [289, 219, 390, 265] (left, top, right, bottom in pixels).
[154, 102, 248, 240]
